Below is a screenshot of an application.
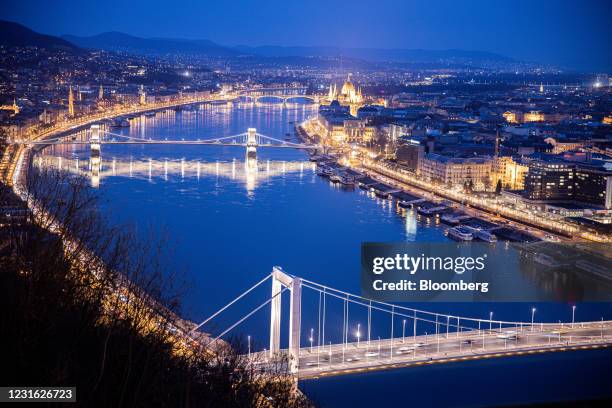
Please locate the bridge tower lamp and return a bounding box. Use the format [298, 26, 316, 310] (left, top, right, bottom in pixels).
[269, 266, 302, 374]
[309, 328, 314, 353]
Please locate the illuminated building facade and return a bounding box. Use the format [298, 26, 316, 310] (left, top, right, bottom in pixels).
[419, 154, 492, 190]
[524, 160, 574, 201]
[492, 156, 529, 190]
[503, 110, 565, 124]
[328, 73, 363, 105]
[523, 160, 612, 209]
[503, 111, 518, 123]
[543, 137, 585, 154]
[523, 111, 545, 123]
[396, 139, 425, 174]
[0, 99, 20, 117]
[139, 85, 146, 105]
[68, 85, 75, 117]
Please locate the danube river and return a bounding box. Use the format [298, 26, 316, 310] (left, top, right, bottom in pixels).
[36, 102, 611, 406]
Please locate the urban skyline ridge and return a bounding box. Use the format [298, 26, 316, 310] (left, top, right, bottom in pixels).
[2, 0, 611, 71]
[1, 18, 608, 74]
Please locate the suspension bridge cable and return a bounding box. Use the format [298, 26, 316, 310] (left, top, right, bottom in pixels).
[317, 290, 322, 347]
[391, 305, 395, 358]
[317, 290, 322, 367]
[368, 300, 372, 346]
[103, 131, 151, 141]
[189, 273, 272, 334]
[344, 296, 349, 348]
[211, 286, 289, 343]
[322, 287, 326, 349]
[301, 282, 482, 332]
[255, 133, 314, 148]
[300, 278, 534, 326]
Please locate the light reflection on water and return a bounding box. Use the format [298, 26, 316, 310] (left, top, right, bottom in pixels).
[35, 104, 612, 406]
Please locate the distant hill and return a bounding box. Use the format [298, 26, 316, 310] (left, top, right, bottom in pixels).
[233, 45, 513, 64]
[60, 29, 512, 64]
[0, 20, 512, 65]
[0, 20, 79, 51]
[62, 32, 238, 57]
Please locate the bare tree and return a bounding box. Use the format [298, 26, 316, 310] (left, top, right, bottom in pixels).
[1, 165, 314, 407]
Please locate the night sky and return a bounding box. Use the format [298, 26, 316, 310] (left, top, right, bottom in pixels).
[2, 0, 611, 71]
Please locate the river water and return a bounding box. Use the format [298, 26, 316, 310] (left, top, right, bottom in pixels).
[37, 102, 612, 407]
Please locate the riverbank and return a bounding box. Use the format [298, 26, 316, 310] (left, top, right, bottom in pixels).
[1, 98, 316, 408]
[359, 161, 567, 241]
[2, 98, 248, 354]
[297, 123, 607, 243]
[0, 92, 248, 186]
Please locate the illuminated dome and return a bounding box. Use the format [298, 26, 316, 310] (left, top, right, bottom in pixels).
[327, 73, 363, 106]
[341, 73, 355, 96]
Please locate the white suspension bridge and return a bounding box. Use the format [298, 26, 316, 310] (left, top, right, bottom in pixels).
[192, 267, 612, 380]
[29, 125, 321, 188]
[25, 126, 318, 154]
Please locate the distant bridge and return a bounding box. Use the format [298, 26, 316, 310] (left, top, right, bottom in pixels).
[193, 267, 612, 378]
[235, 95, 320, 105]
[213, 86, 323, 105]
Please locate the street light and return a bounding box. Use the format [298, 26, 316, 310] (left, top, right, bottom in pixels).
[489, 312, 493, 331]
[572, 305, 576, 328]
[402, 319, 406, 343]
[531, 307, 536, 331]
[356, 323, 361, 348]
[309, 328, 314, 353]
[247, 335, 251, 358]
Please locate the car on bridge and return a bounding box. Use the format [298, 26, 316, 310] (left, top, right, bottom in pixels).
[497, 330, 519, 340]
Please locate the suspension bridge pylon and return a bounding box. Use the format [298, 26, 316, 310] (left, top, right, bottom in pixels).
[270, 266, 302, 374]
[90, 125, 101, 188]
[90, 124, 101, 156]
[246, 127, 257, 162]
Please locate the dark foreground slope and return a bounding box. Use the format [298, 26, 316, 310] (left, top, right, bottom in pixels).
[0, 167, 312, 408]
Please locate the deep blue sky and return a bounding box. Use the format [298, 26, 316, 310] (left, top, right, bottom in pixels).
[2, 0, 611, 71]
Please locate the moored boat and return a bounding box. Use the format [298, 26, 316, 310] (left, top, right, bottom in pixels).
[330, 174, 342, 183]
[358, 177, 378, 190]
[372, 183, 400, 199]
[441, 212, 471, 226]
[448, 226, 473, 241]
[417, 205, 448, 217]
[339, 175, 355, 186]
[464, 226, 498, 242]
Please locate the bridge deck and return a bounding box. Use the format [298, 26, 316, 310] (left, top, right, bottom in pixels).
[249, 322, 612, 379]
[26, 141, 316, 148]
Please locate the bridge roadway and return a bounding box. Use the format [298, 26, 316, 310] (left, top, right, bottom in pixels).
[251, 322, 612, 379]
[27, 140, 316, 148]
